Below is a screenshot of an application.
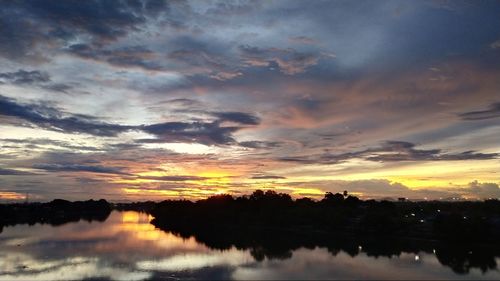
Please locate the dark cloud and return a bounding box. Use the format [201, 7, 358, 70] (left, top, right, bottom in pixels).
[0, 95, 260, 145]
[280, 141, 498, 164]
[0, 70, 50, 84]
[205, 1, 261, 16]
[26, 0, 148, 40]
[139, 175, 208, 181]
[158, 98, 202, 107]
[239, 45, 325, 75]
[32, 163, 128, 175]
[239, 141, 282, 149]
[66, 44, 162, 71]
[0, 167, 36, 176]
[0, 0, 172, 61]
[250, 175, 286, 180]
[367, 141, 498, 162]
[0, 95, 132, 137]
[106, 143, 143, 151]
[212, 111, 260, 125]
[167, 45, 242, 81]
[0, 69, 73, 93]
[458, 102, 500, 121]
[0, 138, 101, 152]
[0, 5, 46, 60]
[41, 83, 73, 94]
[140, 121, 240, 145]
[288, 36, 318, 45]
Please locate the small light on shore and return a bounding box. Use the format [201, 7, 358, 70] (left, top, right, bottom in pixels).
[415, 255, 420, 261]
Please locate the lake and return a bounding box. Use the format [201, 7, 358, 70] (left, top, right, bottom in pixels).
[0, 211, 498, 280]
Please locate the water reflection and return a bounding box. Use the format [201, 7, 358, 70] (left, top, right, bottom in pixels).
[0, 211, 498, 280]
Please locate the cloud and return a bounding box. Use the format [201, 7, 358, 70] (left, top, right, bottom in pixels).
[0, 95, 132, 137]
[288, 36, 318, 45]
[32, 163, 128, 175]
[212, 112, 260, 125]
[251, 175, 286, 180]
[279, 141, 498, 164]
[490, 40, 500, 49]
[167, 46, 241, 81]
[467, 180, 500, 199]
[365, 141, 498, 162]
[458, 102, 500, 121]
[209, 71, 243, 81]
[157, 98, 202, 107]
[239, 141, 282, 149]
[0, 167, 36, 175]
[0, 0, 163, 61]
[66, 44, 162, 71]
[0, 95, 260, 145]
[41, 83, 73, 93]
[139, 175, 208, 181]
[0, 70, 50, 84]
[239, 45, 323, 75]
[0, 70, 72, 93]
[0, 138, 102, 152]
[140, 121, 240, 145]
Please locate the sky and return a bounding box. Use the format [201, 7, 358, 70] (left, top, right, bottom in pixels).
[0, 0, 499, 201]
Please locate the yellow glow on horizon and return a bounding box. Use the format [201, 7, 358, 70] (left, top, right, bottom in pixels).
[107, 157, 500, 200]
[197, 170, 233, 185]
[0, 191, 25, 200]
[328, 159, 499, 189]
[123, 188, 180, 196]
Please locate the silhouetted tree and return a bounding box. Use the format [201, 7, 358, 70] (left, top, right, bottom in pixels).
[322, 192, 344, 204]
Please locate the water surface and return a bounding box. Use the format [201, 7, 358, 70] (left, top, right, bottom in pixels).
[0, 211, 498, 280]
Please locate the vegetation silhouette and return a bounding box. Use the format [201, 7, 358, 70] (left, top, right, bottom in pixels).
[0, 199, 111, 230]
[148, 190, 500, 273]
[150, 190, 499, 242]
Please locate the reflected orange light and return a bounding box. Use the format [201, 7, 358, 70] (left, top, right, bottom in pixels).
[122, 211, 140, 223]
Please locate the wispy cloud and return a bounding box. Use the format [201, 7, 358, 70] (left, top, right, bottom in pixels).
[0, 167, 36, 176]
[0, 95, 260, 145]
[32, 163, 129, 175]
[279, 141, 499, 164]
[459, 102, 500, 121]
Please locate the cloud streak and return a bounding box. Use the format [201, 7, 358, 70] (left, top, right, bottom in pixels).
[280, 141, 499, 164]
[459, 102, 500, 121]
[0, 95, 261, 145]
[32, 163, 129, 175]
[0, 167, 36, 176]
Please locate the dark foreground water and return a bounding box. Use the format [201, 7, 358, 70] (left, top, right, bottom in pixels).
[0, 211, 498, 280]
